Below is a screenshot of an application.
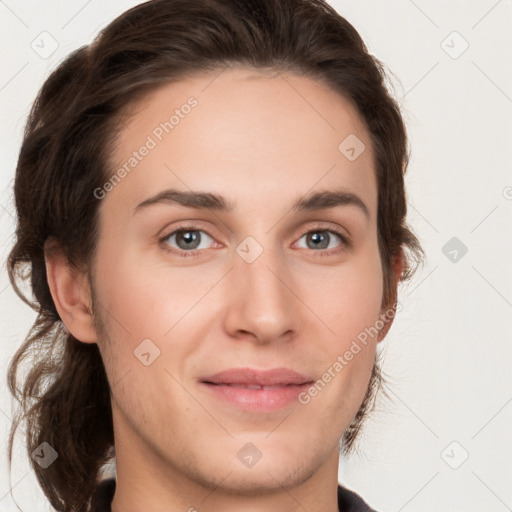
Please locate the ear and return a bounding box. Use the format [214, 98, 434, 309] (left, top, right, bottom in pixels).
[377, 248, 404, 342]
[44, 238, 98, 343]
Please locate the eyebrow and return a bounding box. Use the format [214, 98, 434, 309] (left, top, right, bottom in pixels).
[133, 188, 370, 219]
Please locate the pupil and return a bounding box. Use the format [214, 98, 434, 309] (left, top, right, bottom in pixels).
[178, 231, 199, 249]
[309, 232, 328, 249]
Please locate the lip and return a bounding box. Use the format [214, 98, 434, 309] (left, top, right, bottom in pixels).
[199, 367, 314, 412]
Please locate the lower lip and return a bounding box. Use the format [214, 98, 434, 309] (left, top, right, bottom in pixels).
[200, 382, 312, 412]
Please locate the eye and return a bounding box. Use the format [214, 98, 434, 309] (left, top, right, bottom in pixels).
[159, 223, 350, 259]
[295, 226, 349, 254]
[160, 225, 215, 258]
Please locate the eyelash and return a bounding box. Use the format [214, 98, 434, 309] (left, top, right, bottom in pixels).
[158, 223, 351, 259]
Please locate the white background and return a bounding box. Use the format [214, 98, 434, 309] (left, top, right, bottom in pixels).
[0, 1, 511, 511]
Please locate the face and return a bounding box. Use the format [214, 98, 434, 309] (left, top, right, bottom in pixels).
[89, 67, 386, 494]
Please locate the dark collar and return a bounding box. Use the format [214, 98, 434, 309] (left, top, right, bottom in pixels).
[90, 478, 377, 511]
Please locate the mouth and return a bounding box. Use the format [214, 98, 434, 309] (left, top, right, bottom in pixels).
[207, 383, 299, 390]
[199, 367, 314, 412]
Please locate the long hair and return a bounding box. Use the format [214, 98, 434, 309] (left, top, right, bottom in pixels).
[6, 0, 423, 509]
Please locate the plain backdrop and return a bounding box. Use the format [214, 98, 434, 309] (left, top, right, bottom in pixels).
[0, 1, 511, 511]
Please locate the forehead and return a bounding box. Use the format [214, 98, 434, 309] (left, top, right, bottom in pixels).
[105, 66, 377, 218]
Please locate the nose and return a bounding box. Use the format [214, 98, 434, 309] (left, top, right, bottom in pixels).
[222, 240, 298, 345]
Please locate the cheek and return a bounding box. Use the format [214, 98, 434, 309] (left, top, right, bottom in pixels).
[94, 223, 383, 364]
[301, 247, 383, 410]
[314, 247, 384, 344]
[94, 226, 384, 348]
[92, 236, 223, 344]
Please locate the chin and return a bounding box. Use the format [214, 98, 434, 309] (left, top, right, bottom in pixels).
[206, 459, 318, 497]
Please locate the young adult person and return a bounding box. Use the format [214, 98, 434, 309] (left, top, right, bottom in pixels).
[6, 1, 423, 510]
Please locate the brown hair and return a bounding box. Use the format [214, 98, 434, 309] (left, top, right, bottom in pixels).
[6, 0, 423, 510]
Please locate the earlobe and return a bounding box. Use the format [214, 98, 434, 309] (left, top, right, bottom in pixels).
[377, 248, 404, 342]
[44, 239, 98, 343]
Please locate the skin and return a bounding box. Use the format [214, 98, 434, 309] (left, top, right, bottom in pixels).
[46, 66, 402, 512]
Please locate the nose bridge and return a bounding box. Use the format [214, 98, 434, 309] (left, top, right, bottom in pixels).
[224, 237, 296, 341]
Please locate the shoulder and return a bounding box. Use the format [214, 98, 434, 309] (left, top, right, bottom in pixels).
[337, 484, 378, 512]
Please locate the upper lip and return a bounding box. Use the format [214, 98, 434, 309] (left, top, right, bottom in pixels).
[201, 367, 313, 386]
